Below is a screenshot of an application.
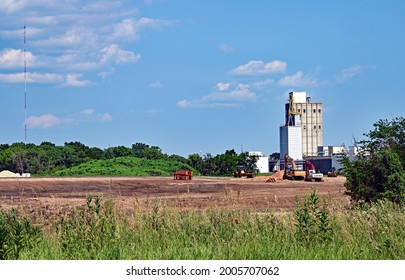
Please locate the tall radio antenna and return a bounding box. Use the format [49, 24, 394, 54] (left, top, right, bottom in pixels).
[23, 24, 27, 143]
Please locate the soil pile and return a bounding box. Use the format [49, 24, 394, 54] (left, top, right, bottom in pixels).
[0, 170, 21, 178]
[252, 171, 284, 182]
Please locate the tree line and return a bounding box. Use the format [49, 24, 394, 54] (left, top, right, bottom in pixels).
[0, 141, 258, 177]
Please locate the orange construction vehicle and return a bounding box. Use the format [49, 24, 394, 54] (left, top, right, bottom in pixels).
[283, 154, 306, 180]
[174, 170, 193, 180]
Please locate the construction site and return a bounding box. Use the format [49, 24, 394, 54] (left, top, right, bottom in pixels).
[0, 91, 350, 215]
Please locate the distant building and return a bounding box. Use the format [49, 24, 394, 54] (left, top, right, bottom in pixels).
[317, 146, 345, 157]
[284, 92, 323, 157]
[280, 91, 323, 159]
[248, 151, 269, 173]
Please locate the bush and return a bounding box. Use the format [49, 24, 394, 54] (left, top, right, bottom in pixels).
[342, 117, 405, 205]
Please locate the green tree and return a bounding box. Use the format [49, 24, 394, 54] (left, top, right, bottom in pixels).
[270, 152, 280, 160]
[105, 146, 132, 158]
[188, 153, 203, 171]
[131, 143, 149, 158]
[342, 117, 405, 204]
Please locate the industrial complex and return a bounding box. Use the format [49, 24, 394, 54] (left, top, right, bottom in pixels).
[253, 91, 356, 175]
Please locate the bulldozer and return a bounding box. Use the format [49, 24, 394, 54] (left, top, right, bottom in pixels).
[283, 154, 306, 180]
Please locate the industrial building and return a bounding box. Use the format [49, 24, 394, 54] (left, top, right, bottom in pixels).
[248, 151, 269, 173]
[280, 91, 323, 160]
[283, 91, 323, 157]
[266, 91, 349, 174]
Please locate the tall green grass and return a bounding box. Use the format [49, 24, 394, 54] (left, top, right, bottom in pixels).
[3, 189, 405, 260]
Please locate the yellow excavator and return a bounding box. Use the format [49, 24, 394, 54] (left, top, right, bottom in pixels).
[283, 154, 306, 180]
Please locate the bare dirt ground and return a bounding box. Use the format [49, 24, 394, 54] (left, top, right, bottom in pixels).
[0, 175, 348, 218]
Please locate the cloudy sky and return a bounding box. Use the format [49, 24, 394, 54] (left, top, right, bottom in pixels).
[1, 0, 404, 156]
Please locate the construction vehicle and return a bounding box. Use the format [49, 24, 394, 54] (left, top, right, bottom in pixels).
[327, 167, 338, 177]
[233, 165, 255, 178]
[283, 154, 306, 180]
[305, 160, 324, 182]
[174, 170, 193, 180]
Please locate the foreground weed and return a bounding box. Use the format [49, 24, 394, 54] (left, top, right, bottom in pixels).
[57, 195, 119, 259]
[0, 209, 41, 260]
[295, 188, 337, 246]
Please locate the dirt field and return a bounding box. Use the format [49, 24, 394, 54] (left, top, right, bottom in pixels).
[0, 175, 348, 218]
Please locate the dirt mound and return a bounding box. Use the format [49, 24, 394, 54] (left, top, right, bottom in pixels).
[0, 170, 21, 178]
[252, 171, 284, 182]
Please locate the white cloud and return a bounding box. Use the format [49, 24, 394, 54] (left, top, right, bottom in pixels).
[0, 72, 63, 83]
[78, 108, 112, 122]
[98, 69, 115, 79]
[63, 74, 92, 87]
[145, 109, 160, 116]
[177, 84, 256, 109]
[207, 84, 256, 102]
[100, 44, 140, 65]
[149, 80, 163, 88]
[81, 108, 95, 115]
[219, 43, 235, 53]
[0, 0, 26, 14]
[0, 72, 91, 86]
[231, 60, 287, 75]
[100, 113, 112, 122]
[136, 17, 170, 30]
[26, 114, 66, 129]
[252, 78, 274, 90]
[176, 99, 238, 109]
[0, 49, 35, 69]
[336, 65, 365, 83]
[216, 82, 230, 91]
[0, 1, 169, 87]
[111, 18, 138, 41]
[27, 108, 112, 129]
[277, 71, 318, 87]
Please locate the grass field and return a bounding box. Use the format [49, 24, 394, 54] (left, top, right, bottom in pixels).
[1, 189, 404, 260]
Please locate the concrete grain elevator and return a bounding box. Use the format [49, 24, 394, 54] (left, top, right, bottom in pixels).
[280, 92, 323, 159]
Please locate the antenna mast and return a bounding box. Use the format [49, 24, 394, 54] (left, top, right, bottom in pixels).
[24, 24, 27, 143]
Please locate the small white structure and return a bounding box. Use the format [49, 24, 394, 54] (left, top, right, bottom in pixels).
[317, 146, 345, 156]
[256, 156, 269, 173]
[290, 91, 307, 103]
[248, 151, 269, 173]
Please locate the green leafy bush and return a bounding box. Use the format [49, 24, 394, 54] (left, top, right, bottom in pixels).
[342, 117, 405, 204]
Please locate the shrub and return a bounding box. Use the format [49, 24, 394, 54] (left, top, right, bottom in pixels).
[342, 117, 405, 205]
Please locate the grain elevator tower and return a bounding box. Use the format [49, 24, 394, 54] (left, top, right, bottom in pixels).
[282, 91, 323, 157]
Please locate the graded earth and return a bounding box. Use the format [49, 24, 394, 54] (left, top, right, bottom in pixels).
[0, 176, 348, 218]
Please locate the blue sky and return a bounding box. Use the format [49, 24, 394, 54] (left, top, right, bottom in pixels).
[1, 0, 404, 157]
